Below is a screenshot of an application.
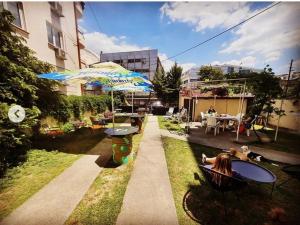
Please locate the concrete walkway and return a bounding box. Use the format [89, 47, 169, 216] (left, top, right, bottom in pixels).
[161, 128, 300, 165]
[116, 116, 179, 225]
[1, 148, 106, 225]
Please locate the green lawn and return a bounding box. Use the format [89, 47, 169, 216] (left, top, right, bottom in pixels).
[163, 137, 300, 225]
[254, 128, 300, 155]
[157, 116, 185, 133]
[0, 150, 80, 220]
[65, 117, 148, 225]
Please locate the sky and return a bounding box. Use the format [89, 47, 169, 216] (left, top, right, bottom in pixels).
[79, 2, 300, 74]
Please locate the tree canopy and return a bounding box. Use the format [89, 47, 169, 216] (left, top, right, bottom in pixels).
[0, 10, 54, 175]
[152, 62, 183, 104]
[198, 65, 224, 81]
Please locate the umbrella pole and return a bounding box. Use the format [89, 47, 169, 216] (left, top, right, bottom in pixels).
[132, 92, 134, 114]
[111, 89, 115, 130]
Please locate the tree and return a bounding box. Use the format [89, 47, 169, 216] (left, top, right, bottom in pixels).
[246, 65, 283, 116]
[198, 65, 224, 81]
[165, 63, 183, 103]
[152, 69, 168, 103]
[0, 10, 53, 176]
[152, 63, 183, 104]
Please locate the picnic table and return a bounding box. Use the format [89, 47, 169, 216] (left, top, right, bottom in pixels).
[105, 126, 138, 164]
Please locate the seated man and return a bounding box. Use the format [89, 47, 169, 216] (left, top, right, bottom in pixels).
[207, 105, 216, 114]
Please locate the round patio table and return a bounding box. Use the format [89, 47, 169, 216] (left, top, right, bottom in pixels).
[232, 160, 276, 196]
[105, 126, 138, 164]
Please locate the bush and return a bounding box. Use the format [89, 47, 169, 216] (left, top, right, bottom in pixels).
[62, 122, 75, 133]
[66, 95, 111, 120]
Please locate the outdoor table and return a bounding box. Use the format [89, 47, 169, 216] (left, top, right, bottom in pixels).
[130, 114, 144, 132]
[232, 160, 277, 196]
[105, 126, 138, 164]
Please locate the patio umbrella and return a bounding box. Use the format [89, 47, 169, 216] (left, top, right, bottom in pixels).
[39, 62, 153, 129]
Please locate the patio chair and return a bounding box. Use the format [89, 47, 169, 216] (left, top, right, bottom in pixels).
[174, 108, 187, 123]
[205, 117, 220, 136]
[245, 115, 258, 137]
[163, 107, 175, 120]
[197, 165, 247, 215]
[200, 112, 207, 127]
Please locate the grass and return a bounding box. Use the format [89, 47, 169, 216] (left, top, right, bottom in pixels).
[157, 116, 185, 134]
[254, 128, 300, 155]
[65, 117, 148, 225]
[162, 137, 300, 225]
[0, 150, 80, 220]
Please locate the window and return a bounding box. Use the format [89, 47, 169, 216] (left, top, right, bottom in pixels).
[135, 69, 150, 73]
[128, 59, 135, 63]
[46, 22, 63, 49]
[2, 2, 26, 29]
[135, 59, 141, 63]
[113, 60, 123, 64]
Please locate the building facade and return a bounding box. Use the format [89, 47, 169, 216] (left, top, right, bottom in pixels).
[181, 66, 201, 89]
[100, 49, 163, 81]
[99, 49, 164, 107]
[181, 64, 263, 88]
[1, 1, 85, 95]
[213, 64, 263, 75]
[81, 48, 99, 68]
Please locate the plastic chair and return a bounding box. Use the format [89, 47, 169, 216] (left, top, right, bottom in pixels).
[163, 107, 175, 120]
[205, 117, 220, 136]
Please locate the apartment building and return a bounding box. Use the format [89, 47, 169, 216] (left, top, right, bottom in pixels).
[1, 1, 85, 95]
[100, 49, 163, 81]
[99, 49, 164, 107]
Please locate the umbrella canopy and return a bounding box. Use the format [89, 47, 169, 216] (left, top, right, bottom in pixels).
[39, 61, 152, 91]
[39, 61, 153, 129]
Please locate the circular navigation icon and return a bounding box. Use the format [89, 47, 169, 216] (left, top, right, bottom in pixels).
[8, 105, 26, 123]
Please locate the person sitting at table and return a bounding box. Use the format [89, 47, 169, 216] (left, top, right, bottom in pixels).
[201, 153, 243, 183]
[207, 105, 216, 114]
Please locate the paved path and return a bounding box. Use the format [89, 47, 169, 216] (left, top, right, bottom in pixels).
[0, 141, 108, 225]
[161, 129, 300, 165]
[116, 116, 179, 225]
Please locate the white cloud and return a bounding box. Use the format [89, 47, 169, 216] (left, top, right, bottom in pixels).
[211, 56, 257, 68]
[161, 2, 300, 65]
[220, 3, 300, 62]
[158, 53, 196, 72]
[84, 31, 149, 54]
[160, 2, 251, 32]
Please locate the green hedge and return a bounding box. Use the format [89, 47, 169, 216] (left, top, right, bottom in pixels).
[46, 95, 111, 122]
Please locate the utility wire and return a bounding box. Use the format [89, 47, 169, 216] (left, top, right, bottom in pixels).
[159, 1, 281, 64]
[87, 2, 104, 33]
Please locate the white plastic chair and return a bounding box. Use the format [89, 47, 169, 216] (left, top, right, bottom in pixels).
[163, 107, 175, 120]
[205, 117, 220, 136]
[200, 112, 207, 127]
